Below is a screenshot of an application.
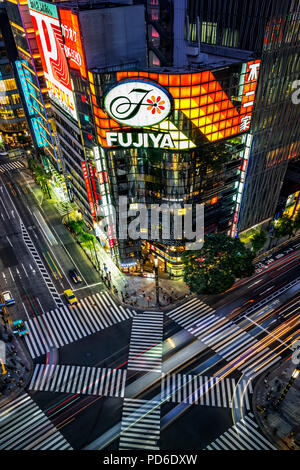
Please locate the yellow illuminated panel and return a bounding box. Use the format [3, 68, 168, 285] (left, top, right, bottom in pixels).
[91, 61, 260, 148]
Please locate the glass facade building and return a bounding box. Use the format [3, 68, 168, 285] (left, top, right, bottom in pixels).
[186, 0, 300, 234]
[8, 0, 299, 276]
[4, 0, 58, 166]
[0, 3, 29, 147]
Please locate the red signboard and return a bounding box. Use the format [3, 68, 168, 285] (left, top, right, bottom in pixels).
[59, 9, 87, 79]
[81, 162, 96, 221]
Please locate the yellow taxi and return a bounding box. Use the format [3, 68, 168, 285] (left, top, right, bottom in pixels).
[64, 289, 78, 306]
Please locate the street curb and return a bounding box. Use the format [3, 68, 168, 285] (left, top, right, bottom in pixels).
[0, 333, 33, 407]
[252, 359, 295, 450]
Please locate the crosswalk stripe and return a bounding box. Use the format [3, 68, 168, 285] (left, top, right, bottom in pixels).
[23, 294, 136, 358]
[28, 364, 127, 397]
[204, 414, 276, 450]
[128, 311, 163, 373]
[0, 394, 72, 450]
[161, 373, 253, 409]
[20, 221, 63, 308]
[119, 399, 160, 450]
[167, 298, 282, 379]
[0, 161, 24, 173]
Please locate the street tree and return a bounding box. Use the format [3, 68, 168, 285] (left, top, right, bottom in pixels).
[250, 229, 267, 253]
[78, 231, 100, 270]
[66, 219, 85, 235]
[182, 233, 255, 295]
[272, 214, 295, 239]
[293, 210, 300, 231]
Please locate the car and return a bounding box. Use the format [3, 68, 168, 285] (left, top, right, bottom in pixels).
[12, 320, 28, 337]
[68, 268, 82, 284]
[64, 289, 78, 306]
[2, 291, 15, 306]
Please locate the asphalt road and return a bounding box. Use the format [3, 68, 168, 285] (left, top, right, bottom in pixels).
[0, 155, 299, 451]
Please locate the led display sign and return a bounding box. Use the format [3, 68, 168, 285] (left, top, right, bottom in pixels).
[91, 60, 261, 149]
[58, 9, 87, 79]
[15, 60, 34, 115]
[31, 117, 48, 147]
[28, 0, 77, 120]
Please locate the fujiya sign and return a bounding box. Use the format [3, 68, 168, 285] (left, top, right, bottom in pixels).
[104, 80, 172, 127]
[106, 132, 175, 148]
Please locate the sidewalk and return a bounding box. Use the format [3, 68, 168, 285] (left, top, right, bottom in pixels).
[0, 326, 32, 406]
[253, 359, 300, 450]
[73, 237, 190, 309]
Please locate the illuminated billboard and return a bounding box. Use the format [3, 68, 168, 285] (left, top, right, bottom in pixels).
[89, 60, 260, 149]
[15, 60, 34, 116]
[58, 9, 87, 79]
[28, 0, 77, 120]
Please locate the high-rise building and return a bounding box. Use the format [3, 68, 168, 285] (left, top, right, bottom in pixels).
[4, 0, 59, 168]
[0, 3, 29, 149]
[185, 0, 300, 234]
[19, 0, 300, 276]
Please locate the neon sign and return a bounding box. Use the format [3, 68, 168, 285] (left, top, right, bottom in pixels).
[58, 9, 87, 79]
[31, 117, 47, 147]
[28, 0, 77, 120]
[15, 61, 34, 115]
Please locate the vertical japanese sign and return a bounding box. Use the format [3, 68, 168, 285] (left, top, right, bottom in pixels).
[58, 9, 87, 79]
[81, 161, 96, 221]
[28, 0, 77, 120]
[239, 60, 261, 132]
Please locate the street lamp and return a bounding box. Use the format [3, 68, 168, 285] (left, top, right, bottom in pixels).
[275, 367, 300, 408]
[154, 255, 159, 306]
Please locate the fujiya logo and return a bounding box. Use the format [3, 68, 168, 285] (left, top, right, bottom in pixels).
[104, 80, 172, 127]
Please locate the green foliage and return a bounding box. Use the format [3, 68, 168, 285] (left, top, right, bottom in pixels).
[182, 233, 255, 295]
[66, 219, 85, 235]
[28, 159, 51, 186]
[272, 214, 295, 238]
[293, 211, 300, 231]
[250, 229, 267, 252]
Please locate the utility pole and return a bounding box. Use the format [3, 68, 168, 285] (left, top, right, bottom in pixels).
[154, 255, 160, 306]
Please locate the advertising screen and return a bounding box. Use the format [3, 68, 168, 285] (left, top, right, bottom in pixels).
[89, 60, 260, 149]
[58, 9, 87, 79]
[28, 0, 77, 120]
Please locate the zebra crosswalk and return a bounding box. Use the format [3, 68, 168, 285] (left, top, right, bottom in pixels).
[128, 311, 163, 373]
[24, 292, 137, 358]
[28, 363, 127, 397]
[21, 220, 63, 307]
[161, 373, 253, 410]
[0, 393, 72, 450]
[167, 298, 281, 379]
[119, 398, 160, 450]
[0, 160, 24, 173]
[205, 413, 276, 450]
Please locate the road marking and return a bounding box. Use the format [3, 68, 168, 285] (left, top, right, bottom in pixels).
[0, 393, 73, 450]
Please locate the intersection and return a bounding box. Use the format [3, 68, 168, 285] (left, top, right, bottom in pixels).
[0, 156, 299, 451]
